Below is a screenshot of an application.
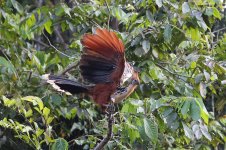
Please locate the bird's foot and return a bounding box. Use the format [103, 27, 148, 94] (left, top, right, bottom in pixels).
[104, 103, 115, 115]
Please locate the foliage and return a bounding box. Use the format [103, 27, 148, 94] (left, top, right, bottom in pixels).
[0, 0, 225, 149]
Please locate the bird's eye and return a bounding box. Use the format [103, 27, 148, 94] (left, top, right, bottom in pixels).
[132, 79, 139, 85]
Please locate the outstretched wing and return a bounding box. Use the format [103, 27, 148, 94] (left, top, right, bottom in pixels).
[80, 28, 125, 84]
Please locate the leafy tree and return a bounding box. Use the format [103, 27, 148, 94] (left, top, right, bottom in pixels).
[0, 0, 225, 149]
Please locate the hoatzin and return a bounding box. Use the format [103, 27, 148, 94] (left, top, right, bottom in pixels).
[42, 28, 140, 108]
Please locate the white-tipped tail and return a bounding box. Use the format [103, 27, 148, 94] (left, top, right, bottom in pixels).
[41, 74, 72, 95]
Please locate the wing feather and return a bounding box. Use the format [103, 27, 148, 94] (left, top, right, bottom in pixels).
[80, 28, 125, 84]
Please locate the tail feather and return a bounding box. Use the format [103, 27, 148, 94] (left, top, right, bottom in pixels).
[42, 74, 90, 95]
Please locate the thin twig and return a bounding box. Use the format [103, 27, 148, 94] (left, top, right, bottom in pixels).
[94, 103, 114, 150]
[33, 39, 50, 48]
[54, 26, 65, 44]
[104, 0, 111, 30]
[54, 26, 68, 49]
[212, 94, 215, 117]
[58, 62, 79, 76]
[42, 31, 71, 58]
[155, 63, 192, 78]
[211, 26, 226, 33]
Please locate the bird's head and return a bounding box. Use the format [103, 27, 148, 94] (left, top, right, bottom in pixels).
[131, 67, 140, 85]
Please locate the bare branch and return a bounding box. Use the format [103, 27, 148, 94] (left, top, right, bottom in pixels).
[58, 62, 79, 76]
[212, 26, 226, 33]
[42, 31, 72, 58]
[104, 0, 111, 30]
[33, 39, 50, 48]
[94, 104, 114, 150]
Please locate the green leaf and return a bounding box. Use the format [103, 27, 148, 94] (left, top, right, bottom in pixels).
[196, 99, 209, 124]
[2, 96, 16, 107]
[134, 47, 145, 57]
[50, 94, 62, 106]
[0, 56, 16, 75]
[149, 69, 158, 80]
[190, 100, 201, 121]
[35, 128, 44, 137]
[22, 96, 44, 111]
[141, 72, 152, 83]
[199, 82, 207, 98]
[121, 103, 129, 113]
[165, 112, 178, 127]
[181, 100, 191, 115]
[146, 10, 154, 22]
[47, 117, 54, 124]
[162, 107, 173, 118]
[51, 138, 68, 150]
[192, 124, 202, 139]
[212, 7, 221, 19]
[61, 4, 71, 17]
[190, 28, 201, 41]
[10, 0, 23, 14]
[44, 20, 53, 34]
[200, 123, 212, 141]
[43, 107, 50, 120]
[197, 20, 208, 31]
[131, 36, 141, 46]
[24, 109, 33, 118]
[155, 0, 163, 7]
[112, 7, 128, 22]
[182, 2, 190, 14]
[152, 49, 159, 58]
[190, 61, 196, 69]
[205, 7, 213, 16]
[164, 24, 172, 43]
[142, 40, 150, 53]
[182, 122, 194, 140]
[143, 118, 158, 145]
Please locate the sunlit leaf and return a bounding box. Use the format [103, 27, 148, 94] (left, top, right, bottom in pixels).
[182, 122, 194, 140]
[22, 96, 44, 111]
[212, 7, 221, 19]
[44, 20, 53, 34]
[200, 123, 212, 141]
[10, 0, 23, 14]
[190, 28, 201, 41]
[155, 0, 163, 7]
[199, 82, 207, 98]
[43, 107, 50, 120]
[182, 2, 190, 13]
[142, 40, 150, 53]
[61, 4, 71, 17]
[192, 124, 202, 139]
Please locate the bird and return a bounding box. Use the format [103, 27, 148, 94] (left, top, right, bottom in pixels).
[42, 28, 140, 109]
